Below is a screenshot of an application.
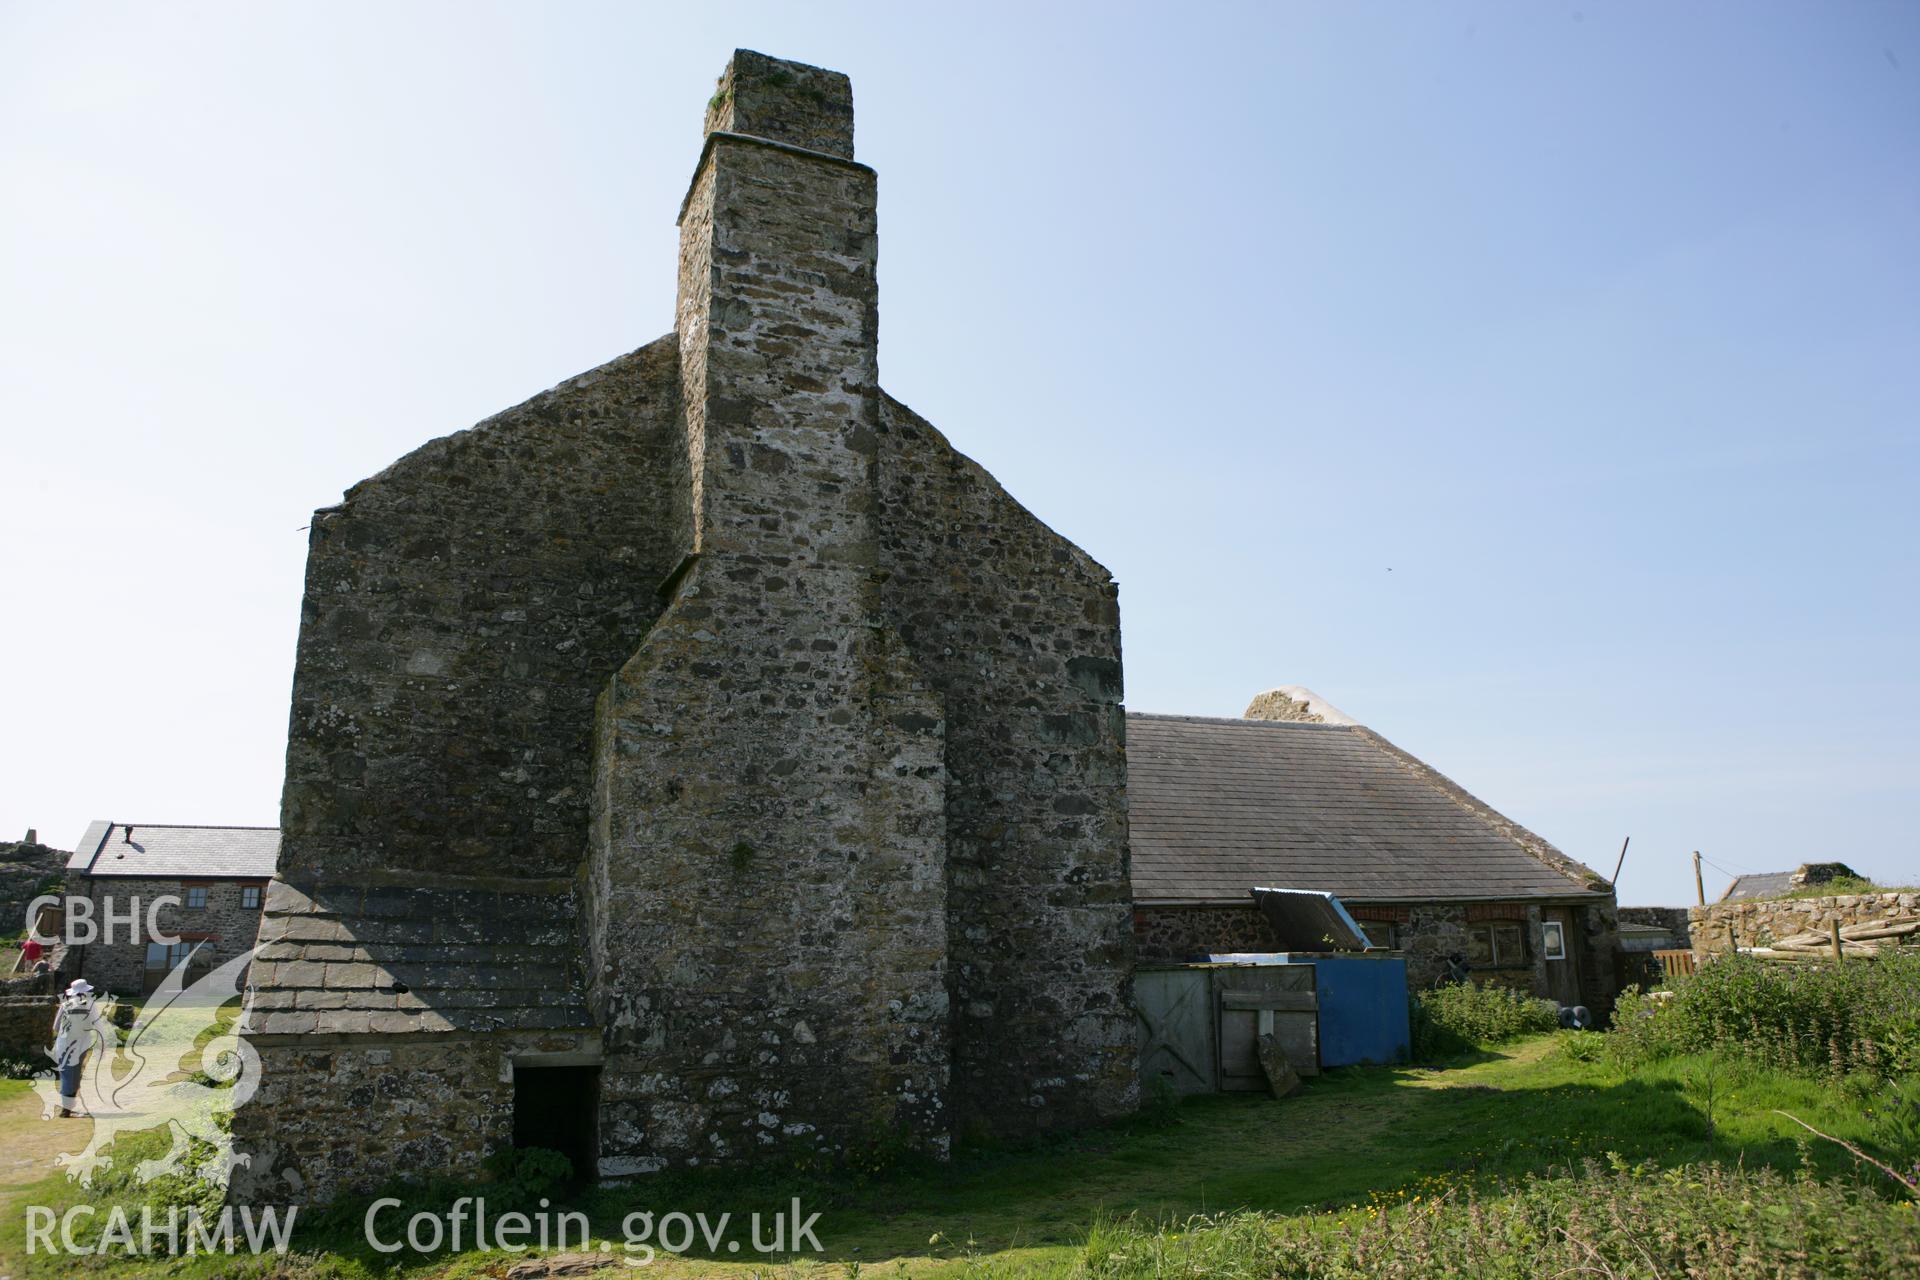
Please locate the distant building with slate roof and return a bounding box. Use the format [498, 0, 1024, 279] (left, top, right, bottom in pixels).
[63, 821, 278, 995]
[1718, 861, 1861, 903]
[1127, 688, 1620, 1013]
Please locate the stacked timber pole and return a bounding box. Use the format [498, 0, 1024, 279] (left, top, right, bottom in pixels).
[1742, 915, 1920, 963]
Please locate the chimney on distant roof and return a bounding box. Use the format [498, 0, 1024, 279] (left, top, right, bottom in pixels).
[1244, 686, 1359, 726]
[123, 825, 134, 843]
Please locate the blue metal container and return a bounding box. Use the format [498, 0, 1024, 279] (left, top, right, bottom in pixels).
[1209, 952, 1411, 1067]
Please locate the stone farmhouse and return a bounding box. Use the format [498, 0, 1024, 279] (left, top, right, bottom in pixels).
[234, 50, 1135, 1204]
[62, 822, 278, 996]
[1128, 689, 1620, 1013]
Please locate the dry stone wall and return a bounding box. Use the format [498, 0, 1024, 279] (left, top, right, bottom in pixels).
[0, 976, 57, 1070]
[1690, 891, 1919, 958]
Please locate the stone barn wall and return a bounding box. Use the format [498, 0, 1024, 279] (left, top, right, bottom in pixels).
[1134, 898, 1619, 1014]
[243, 1029, 597, 1200]
[0, 976, 58, 1070]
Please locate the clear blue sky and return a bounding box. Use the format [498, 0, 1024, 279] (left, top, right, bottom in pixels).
[2, 2, 1915, 906]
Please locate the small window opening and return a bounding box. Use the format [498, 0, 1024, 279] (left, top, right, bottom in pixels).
[1467, 922, 1527, 967]
[1363, 921, 1399, 949]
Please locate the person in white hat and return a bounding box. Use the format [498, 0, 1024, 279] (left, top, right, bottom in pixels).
[49, 979, 98, 1117]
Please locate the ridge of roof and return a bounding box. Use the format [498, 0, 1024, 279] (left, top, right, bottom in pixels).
[101, 823, 278, 832]
[1126, 711, 1357, 731]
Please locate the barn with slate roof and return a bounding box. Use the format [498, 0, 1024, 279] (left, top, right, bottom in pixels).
[1127, 689, 1620, 1012]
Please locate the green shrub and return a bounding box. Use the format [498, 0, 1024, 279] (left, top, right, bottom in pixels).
[1867, 1074, 1920, 1190]
[1604, 988, 1694, 1071]
[1076, 1160, 1920, 1279]
[1606, 953, 1920, 1079]
[1410, 982, 1559, 1060]
[482, 1144, 575, 1204]
[1549, 1028, 1603, 1064]
[1777, 875, 1904, 899]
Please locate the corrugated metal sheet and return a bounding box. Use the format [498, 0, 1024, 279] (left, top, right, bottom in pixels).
[1249, 887, 1372, 952]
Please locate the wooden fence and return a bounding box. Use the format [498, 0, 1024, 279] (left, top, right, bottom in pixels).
[1652, 949, 1697, 978]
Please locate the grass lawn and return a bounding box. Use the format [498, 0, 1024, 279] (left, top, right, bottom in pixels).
[0, 1036, 1904, 1277]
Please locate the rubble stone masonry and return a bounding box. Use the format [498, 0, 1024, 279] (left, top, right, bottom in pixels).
[238, 50, 1134, 1203]
[70, 875, 267, 995]
[1689, 891, 1919, 959]
[1136, 898, 1618, 1012]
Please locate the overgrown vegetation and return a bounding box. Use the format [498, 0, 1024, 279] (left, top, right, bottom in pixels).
[1078, 1159, 1920, 1280]
[7, 965, 1920, 1277]
[1775, 874, 1909, 899]
[1608, 952, 1920, 1078]
[1410, 981, 1559, 1060]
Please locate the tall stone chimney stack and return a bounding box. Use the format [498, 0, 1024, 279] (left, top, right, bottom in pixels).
[675, 50, 875, 559]
[586, 51, 950, 1175]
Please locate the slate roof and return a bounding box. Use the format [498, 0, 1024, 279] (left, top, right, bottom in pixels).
[1126, 714, 1605, 905]
[66, 822, 280, 880]
[1719, 872, 1796, 902]
[245, 878, 591, 1037]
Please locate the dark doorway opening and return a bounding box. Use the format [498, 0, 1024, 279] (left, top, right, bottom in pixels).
[512, 1064, 600, 1187]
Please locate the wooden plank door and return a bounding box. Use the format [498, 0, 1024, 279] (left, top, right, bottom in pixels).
[1542, 908, 1583, 1007]
[1136, 968, 1216, 1095]
[1214, 964, 1318, 1090]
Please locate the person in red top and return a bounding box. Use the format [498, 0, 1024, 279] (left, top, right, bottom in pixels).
[20, 936, 43, 970]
